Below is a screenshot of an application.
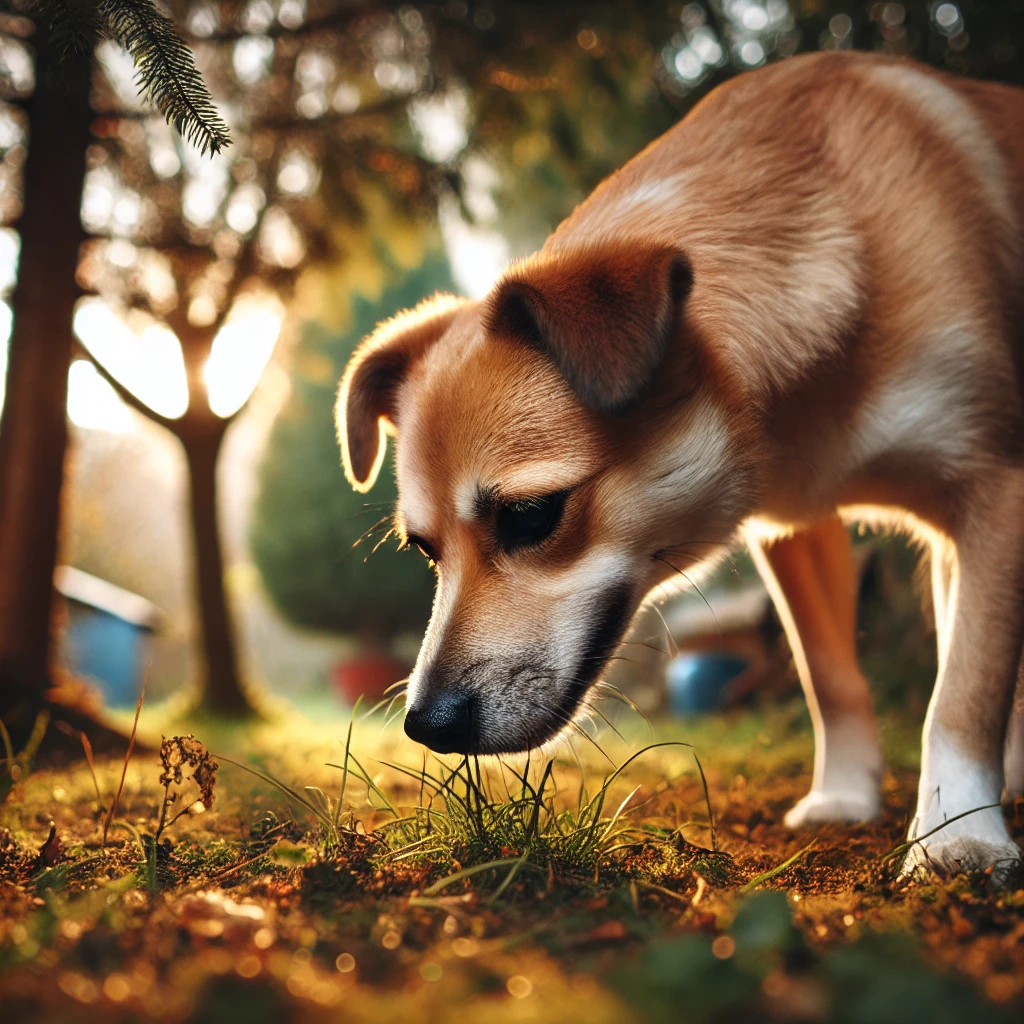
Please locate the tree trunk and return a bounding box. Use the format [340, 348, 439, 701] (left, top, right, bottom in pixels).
[177, 413, 256, 716]
[0, 38, 92, 723]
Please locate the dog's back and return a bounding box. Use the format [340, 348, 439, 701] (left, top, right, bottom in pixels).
[554, 51, 1023, 388]
[952, 74, 1024, 394]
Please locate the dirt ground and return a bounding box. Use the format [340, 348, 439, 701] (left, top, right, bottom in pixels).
[1, 701, 1023, 1024]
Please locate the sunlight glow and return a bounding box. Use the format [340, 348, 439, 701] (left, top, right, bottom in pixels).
[0, 36, 34, 94]
[439, 160, 508, 299]
[204, 295, 284, 418]
[0, 230, 18, 418]
[0, 228, 19, 291]
[67, 360, 134, 433]
[96, 41, 147, 111]
[234, 35, 275, 85]
[409, 88, 469, 163]
[73, 299, 190, 419]
[0, 300, 11, 417]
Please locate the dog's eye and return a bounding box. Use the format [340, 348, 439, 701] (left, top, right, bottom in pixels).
[403, 533, 438, 564]
[495, 492, 567, 553]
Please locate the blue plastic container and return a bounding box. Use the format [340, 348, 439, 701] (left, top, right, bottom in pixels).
[666, 652, 749, 714]
[55, 566, 159, 708]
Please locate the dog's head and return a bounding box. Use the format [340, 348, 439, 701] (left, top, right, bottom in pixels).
[337, 242, 757, 754]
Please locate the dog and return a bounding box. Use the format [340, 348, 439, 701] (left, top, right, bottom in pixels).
[336, 51, 1024, 880]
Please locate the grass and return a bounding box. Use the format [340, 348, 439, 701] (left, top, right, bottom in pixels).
[1, 700, 1023, 1023]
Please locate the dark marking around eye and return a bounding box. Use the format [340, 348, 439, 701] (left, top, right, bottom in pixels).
[404, 533, 439, 563]
[494, 490, 568, 553]
[473, 484, 498, 520]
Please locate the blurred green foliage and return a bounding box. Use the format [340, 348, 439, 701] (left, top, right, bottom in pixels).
[611, 891, 1016, 1023]
[248, 256, 456, 638]
[856, 535, 937, 712]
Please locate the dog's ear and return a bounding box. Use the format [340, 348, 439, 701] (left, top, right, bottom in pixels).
[337, 294, 466, 492]
[484, 244, 692, 413]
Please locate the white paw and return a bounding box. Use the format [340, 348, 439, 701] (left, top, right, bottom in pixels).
[784, 788, 880, 828]
[906, 728, 1022, 883]
[900, 834, 1022, 883]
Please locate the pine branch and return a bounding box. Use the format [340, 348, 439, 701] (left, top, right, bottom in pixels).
[40, 0, 101, 58]
[98, 0, 231, 156]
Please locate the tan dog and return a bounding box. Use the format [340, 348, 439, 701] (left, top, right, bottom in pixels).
[337, 51, 1024, 879]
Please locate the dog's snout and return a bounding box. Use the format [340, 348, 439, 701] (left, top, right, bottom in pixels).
[404, 692, 476, 754]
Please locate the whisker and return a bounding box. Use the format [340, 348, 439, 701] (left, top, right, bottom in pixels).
[653, 552, 721, 633]
[383, 677, 411, 697]
[655, 540, 723, 556]
[370, 527, 398, 555]
[648, 602, 680, 660]
[587, 701, 627, 743]
[364, 686, 406, 718]
[344, 501, 397, 524]
[617, 638, 674, 657]
[556, 715, 614, 766]
[382, 700, 407, 732]
[593, 682, 655, 737]
[352, 515, 393, 549]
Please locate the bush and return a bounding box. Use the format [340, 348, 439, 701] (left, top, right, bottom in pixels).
[250, 257, 457, 640]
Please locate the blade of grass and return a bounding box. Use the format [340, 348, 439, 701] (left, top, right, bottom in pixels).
[103, 668, 147, 848]
[692, 751, 716, 851]
[0, 716, 14, 778]
[218, 753, 331, 826]
[880, 802, 1003, 865]
[739, 839, 816, 893]
[526, 760, 556, 842]
[489, 846, 533, 903]
[635, 880, 691, 905]
[330, 752, 400, 818]
[598, 784, 643, 845]
[422, 856, 534, 897]
[579, 741, 693, 824]
[374, 758, 449, 799]
[304, 786, 333, 819]
[333, 698, 360, 831]
[108, 819, 147, 863]
[178, 847, 276, 896]
[78, 731, 105, 814]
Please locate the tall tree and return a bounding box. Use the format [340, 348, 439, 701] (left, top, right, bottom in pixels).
[0, 0, 228, 736]
[0, 31, 92, 730]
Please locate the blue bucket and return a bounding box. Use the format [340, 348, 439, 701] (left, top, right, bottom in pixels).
[666, 652, 750, 714]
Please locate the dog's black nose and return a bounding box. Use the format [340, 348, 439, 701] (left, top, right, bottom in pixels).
[404, 692, 475, 754]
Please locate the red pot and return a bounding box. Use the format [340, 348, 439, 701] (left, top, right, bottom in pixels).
[332, 652, 411, 706]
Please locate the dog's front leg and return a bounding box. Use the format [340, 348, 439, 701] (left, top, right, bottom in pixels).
[748, 516, 883, 827]
[903, 469, 1024, 880]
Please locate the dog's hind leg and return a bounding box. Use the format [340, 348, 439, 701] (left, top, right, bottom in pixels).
[1001, 657, 1024, 801]
[749, 515, 883, 827]
[902, 468, 1024, 881]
